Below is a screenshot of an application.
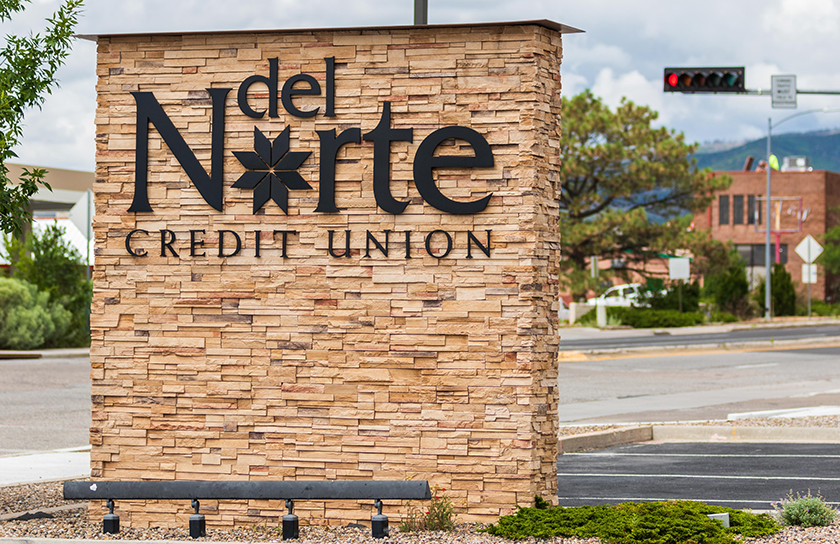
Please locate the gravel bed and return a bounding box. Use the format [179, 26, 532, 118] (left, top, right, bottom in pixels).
[0, 506, 600, 543]
[4, 418, 840, 542]
[679, 416, 840, 428]
[2, 480, 839, 543]
[0, 481, 79, 515]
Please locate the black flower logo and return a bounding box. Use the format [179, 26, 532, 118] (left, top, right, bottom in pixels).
[233, 126, 311, 214]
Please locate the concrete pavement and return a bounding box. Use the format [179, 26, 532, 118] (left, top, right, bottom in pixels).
[0, 448, 90, 487]
[0, 348, 91, 486]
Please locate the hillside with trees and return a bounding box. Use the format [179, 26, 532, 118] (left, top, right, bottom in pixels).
[695, 130, 840, 172]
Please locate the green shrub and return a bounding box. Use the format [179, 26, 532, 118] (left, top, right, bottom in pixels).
[609, 307, 704, 328]
[710, 311, 738, 323]
[775, 491, 837, 527]
[645, 281, 700, 312]
[482, 500, 780, 543]
[577, 307, 703, 328]
[0, 277, 71, 349]
[753, 264, 796, 317]
[810, 300, 840, 317]
[705, 255, 750, 316]
[1, 222, 91, 347]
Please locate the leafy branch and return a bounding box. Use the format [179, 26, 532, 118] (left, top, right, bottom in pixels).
[0, 0, 83, 235]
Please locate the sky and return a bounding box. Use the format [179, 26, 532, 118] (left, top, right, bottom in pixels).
[4, 0, 840, 173]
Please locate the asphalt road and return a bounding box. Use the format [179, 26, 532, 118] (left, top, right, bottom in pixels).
[558, 345, 840, 423]
[559, 324, 840, 351]
[0, 356, 90, 455]
[558, 442, 840, 509]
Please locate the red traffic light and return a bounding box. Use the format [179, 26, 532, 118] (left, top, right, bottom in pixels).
[663, 67, 745, 93]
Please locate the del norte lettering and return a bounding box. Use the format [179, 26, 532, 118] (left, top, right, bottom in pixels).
[129, 57, 495, 219]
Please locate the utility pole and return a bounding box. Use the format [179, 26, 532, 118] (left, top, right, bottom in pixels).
[765, 117, 772, 319]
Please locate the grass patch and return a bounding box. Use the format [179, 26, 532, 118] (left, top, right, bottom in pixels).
[481, 500, 780, 543]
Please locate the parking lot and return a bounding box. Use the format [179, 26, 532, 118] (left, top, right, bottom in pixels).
[558, 442, 840, 509]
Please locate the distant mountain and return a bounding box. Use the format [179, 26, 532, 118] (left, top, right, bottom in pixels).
[694, 130, 840, 172]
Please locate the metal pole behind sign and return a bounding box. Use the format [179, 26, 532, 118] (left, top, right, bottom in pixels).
[414, 0, 428, 25]
[86, 189, 92, 282]
[808, 245, 811, 318]
[765, 118, 772, 320]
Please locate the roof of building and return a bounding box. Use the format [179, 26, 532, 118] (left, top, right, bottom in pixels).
[77, 19, 584, 41]
[8, 163, 94, 212]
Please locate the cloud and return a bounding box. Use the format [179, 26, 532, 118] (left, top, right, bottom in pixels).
[1, 0, 840, 171]
[761, 0, 839, 37]
[560, 72, 589, 99]
[590, 68, 667, 122]
[564, 41, 632, 71]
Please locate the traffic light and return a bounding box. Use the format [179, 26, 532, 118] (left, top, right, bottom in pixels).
[663, 67, 745, 93]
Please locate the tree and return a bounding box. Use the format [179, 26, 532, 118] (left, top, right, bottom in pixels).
[645, 280, 701, 313]
[2, 222, 91, 346]
[559, 90, 731, 298]
[704, 249, 751, 316]
[0, 0, 83, 236]
[821, 223, 840, 300]
[753, 263, 796, 317]
[823, 226, 840, 273]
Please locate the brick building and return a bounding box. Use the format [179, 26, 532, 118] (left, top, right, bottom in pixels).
[694, 169, 840, 301]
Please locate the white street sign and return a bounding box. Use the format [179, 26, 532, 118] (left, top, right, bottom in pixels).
[802, 264, 818, 284]
[771, 75, 796, 109]
[668, 257, 690, 280]
[794, 234, 823, 264]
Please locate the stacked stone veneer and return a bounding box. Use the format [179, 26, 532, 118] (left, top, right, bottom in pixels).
[91, 22, 562, 528]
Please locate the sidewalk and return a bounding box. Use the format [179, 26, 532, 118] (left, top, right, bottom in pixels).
[0, 448, 90, 487]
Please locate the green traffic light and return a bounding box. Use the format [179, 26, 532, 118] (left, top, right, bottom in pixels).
[723, 72, 738, 87]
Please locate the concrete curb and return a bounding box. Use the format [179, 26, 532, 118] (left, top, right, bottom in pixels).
[0, 349, 89, 360]
[559, 424, 840, 453]
[559, 426, 653, 453]
[0, 352, 40, 360]
[0, 504, 85, 522]
[559, 336, 840, 359]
